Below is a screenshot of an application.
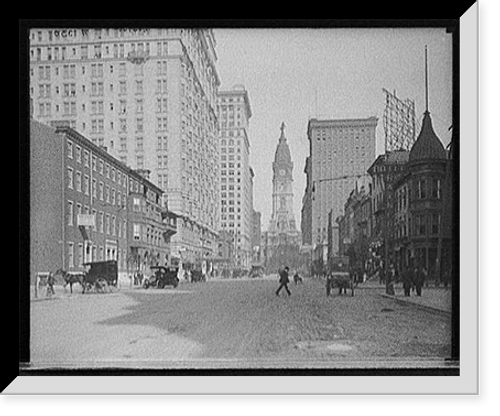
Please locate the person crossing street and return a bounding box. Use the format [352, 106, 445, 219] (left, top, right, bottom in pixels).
[276, 266, 291, 297]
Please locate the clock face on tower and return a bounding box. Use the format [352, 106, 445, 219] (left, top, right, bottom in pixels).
[280, 169, 285, 176]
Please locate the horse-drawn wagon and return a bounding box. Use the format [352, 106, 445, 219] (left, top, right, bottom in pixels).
[79, 260, 118, 293]
[326, 256, 355, 297]
[52, 260, 118, 294]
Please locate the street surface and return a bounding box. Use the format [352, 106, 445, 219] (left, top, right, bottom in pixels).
[30, 276, 452, 369]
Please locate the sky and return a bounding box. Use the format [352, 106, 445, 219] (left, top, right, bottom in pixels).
[214, 28, 453, 229]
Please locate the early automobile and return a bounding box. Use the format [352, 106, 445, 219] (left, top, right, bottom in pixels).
[143, 266, 179, 289]
[326, 256, 354, 297]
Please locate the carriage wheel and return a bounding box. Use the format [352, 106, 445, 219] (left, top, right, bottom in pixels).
[96, 278, 108, 292]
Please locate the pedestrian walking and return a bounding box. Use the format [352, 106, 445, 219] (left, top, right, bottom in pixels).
[293, 271, 303, 285]
[402, 266, 413, 297]
[414, 265, 425, 296]
[276, 266, 291, 297]
[47, 272, 55, 296]
[384, 263, 397, 295]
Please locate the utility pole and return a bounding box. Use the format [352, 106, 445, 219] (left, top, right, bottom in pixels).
[384, 181, 395, 295]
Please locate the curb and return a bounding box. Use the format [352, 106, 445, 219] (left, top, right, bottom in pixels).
[379, 293, 452, 315]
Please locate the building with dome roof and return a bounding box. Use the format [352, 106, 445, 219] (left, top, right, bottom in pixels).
[392, 109, 451, 279]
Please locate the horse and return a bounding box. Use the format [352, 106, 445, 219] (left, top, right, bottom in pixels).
[54, 268, 85, 294]
[326, 273, 355, 297]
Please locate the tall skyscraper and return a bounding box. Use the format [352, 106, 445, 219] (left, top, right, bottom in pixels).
[306, 117, 377, 255]
[29, 28, 221, 263]
[216, 85, 254, 267]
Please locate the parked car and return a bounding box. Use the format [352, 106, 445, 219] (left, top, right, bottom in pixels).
[143, 266, 179, 289]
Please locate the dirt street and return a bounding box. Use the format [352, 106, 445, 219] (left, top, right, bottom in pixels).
[30, 277, 452, 369]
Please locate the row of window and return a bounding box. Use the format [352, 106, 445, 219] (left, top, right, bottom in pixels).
[68, 168, 128, 207]
[31, 40, 172, 62]
[67, 139, 128, 189]
[67, 138, 147, 197]
[221, 163, 242, 169]
[220, 146, 242, 154]
[34, 62, 171, 82]
[395, 213, 441, 239]
[221, 154, 242, 161]
[395, 179, 442, 212]
[221, 192, 241, 199]
[132, 223, 165, 247]
[67, 200, 126, 238]
[31, 28, 185, 42]
[220, 129, 246, 138]
[117, 136, 168, 154]
[67, 200, 167, 246]
[43, 110, 169, 137]
[35, 79, 169, 101]
[218, 96, 246, 104]
[66, 241, 126, 270]
[221, 222, 243, 230]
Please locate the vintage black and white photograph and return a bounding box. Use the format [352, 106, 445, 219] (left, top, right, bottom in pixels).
[20, 19, 471, 386]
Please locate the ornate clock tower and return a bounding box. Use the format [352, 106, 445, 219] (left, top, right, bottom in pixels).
[268, 122, 298, 234]
[263, 122, 303, 273]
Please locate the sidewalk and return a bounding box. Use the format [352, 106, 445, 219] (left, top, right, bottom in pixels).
[355, 278, 452, 313]
[380, 286, 452, 314]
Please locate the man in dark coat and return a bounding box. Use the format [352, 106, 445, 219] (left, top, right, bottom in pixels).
[276, 266, 291, 297]
[47, 272, 55, 296]
[402, 266, 413, 297]
[414, 266, 425, 296]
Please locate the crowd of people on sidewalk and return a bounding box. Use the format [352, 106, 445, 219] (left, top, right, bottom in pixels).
[378, 261, 452, 297]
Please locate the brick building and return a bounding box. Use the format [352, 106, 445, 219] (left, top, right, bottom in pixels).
[30, 119, 176, 284]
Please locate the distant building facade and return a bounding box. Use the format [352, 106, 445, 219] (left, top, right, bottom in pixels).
[305, 117, 377, 256]
[216, 85, 254, 268]
[127, 169, 178, 275]
[301, 156, 313, 247]
[367, 149, 409, 264]
[251, 210, 262, 264]
[335, 184, 372, 270]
